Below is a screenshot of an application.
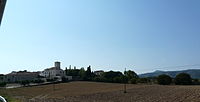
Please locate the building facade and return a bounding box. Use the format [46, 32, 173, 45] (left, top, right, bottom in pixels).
[94, 70, 104, 76]
[5, 71, 40, 83]
[40, 62, 72, 80]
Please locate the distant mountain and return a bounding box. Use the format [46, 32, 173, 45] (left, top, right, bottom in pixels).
[139, 69, 200, 79]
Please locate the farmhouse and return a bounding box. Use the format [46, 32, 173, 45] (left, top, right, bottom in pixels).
[94, 70, 104, 76]
[5, 70, 40, 83]
[40, 61, 72, 80]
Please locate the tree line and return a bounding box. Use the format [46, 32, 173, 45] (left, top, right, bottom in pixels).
[65, 66, 200, 85]
[1, 66, 200, 87]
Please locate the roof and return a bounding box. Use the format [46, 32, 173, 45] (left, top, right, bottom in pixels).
[0, 0, 6, 26]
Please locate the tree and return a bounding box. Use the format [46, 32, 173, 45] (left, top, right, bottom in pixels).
[175, 73, 192, 85]
[86, 65, 92, 80]
[137, 78, 150, 83]
[20, 80, 30, 86]
[113, 76, 123, 83]
[157, 74, 172, 85]
[0, 82, 7, 87]
[62, 77, 68, 82]
[130, 78, 137, 84]
[102, 71, 123, 83]
[124, 70, 138, 80]
[79, 67, 87, 80]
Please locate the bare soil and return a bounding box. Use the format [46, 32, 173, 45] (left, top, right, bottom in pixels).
[1, 81, 200, 102]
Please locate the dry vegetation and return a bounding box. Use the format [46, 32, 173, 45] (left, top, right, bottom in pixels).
[1, 81, 200, 102]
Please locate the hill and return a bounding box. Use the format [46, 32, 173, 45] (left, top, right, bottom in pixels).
[139, 69, 200, 79]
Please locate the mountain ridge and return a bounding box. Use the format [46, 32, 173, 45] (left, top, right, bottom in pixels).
[139, 69, 200, 79]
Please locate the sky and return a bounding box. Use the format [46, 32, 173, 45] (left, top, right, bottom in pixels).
[0, 0, 200, 74]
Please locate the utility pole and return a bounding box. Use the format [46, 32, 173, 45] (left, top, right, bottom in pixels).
[0, 0, 7, 26]
[124, 68, 127, 93]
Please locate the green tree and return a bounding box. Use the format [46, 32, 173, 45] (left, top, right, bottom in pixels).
[0, 82, 7, 87]
[124, 70, 138, 80]
[175, 73, 192, 85]
[137, 78, 150, 83]
[157, 74, 172, 85]
[86, 65, 92, 80]
[20, 80, 30, 86]
[79, 67, 87, 80]
[130, 78, 137, 84]
[102, 71, 123, 83]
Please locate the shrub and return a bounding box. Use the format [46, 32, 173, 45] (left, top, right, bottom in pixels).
[20, 80, 30, 86]
[192, 79, 200, 85]
[130, 78, 137, 84]
[62, 77, 69, 82]
[34, 79, 45, 83]
[113, 76, 123, 83]
[0, 82, 7, 87]
[175, 73, 192, 85]
[157, 74, 172, 85]
[137, 78, 150, 83]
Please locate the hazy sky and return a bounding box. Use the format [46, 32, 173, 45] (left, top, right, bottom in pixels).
[0, 0, 200, 74]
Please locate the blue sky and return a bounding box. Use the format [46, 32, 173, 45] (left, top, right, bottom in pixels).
[0, 0, 200, 74]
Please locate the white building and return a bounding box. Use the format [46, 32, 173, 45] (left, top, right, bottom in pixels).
[40, 62, 72, 80]
[94, 70, 104, 76]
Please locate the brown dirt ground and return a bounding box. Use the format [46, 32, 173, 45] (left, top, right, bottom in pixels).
[1, 81, 200, 102]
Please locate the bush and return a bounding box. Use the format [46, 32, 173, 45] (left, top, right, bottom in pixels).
[33, 79, 45, 83]
[62, 77, 69, 82]
[157, 74, 172, 85]
[0, 82, 7, 87]
[175, 73, 192, 85]
[192, 79, 200, 85]
[20, 80, 30, 86]
[113, 76, 124, 83]
[130, 78, 137, 84]
[137, 78, 150, 83]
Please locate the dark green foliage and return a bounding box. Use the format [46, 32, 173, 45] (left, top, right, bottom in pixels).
[192, 79, 200, 85]
[47, 79, 55, 82]
[79, 68, 87, 80]
[125, 70, 139, 80]
[86, 66, 92, 80]
[33, 79, 44, 83]
[130, 78, 137, 84]
[62, 77, 69, 82]
[102, 71, 123, 82]
[113, 76, 124, 83]
[175, 73, 192, 85]
[66, 68, 80, 76]
[157, 74, 172, 85]
[0, 82, 7, 87]
[20, 80, 30, 86]
[137, 78, 150, 83]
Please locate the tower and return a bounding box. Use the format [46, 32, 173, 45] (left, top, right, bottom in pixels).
[55, 61, 61, 69]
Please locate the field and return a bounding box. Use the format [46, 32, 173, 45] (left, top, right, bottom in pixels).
[1, 81, 200, 102]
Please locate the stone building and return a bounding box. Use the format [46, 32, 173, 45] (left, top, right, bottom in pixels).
[5, 70, 40, 83]
[40, 62, 72, 80]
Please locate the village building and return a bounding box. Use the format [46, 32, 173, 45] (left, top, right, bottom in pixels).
[5, 70, 40, 83]
[40, 61, 72, 81]
[94, 70, 104, 76]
